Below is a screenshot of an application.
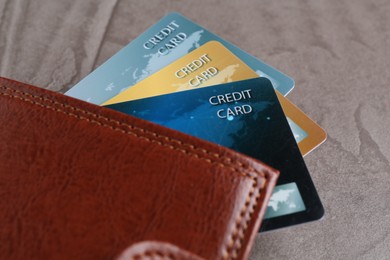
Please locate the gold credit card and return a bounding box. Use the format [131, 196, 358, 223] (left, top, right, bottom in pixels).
[103, 41, 326, 156]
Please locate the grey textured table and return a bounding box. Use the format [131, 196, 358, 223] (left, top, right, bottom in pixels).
[1, 1, 389, 259]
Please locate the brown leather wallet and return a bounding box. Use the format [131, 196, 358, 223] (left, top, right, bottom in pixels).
[0, 77, 279, 260]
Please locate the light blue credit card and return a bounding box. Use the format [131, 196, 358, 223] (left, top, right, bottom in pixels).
[65, 12, 295, 104]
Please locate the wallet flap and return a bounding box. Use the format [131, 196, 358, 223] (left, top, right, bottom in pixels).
[0, 77, 278, 260]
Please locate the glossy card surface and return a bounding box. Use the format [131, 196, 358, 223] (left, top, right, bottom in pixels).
[65, 12, 294, 104]
[104, 41, 326, 156]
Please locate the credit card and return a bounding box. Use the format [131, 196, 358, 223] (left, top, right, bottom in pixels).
[104, 78, 324, 231]
[104, 41, 326, 156]
[65, 12, 294, 104]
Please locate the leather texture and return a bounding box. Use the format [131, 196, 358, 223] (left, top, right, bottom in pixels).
[0, 77, 279, 260]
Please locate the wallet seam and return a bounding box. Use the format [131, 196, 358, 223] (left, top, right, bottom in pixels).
[0, 84, 264, 179]
[130, 251, 175, 259]
[0, 83, 271, 260]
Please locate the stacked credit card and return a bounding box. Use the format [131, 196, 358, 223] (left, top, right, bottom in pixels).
[66, 13, 327, 231]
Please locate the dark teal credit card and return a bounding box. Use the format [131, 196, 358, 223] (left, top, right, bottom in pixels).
[105, 78, 323, 231]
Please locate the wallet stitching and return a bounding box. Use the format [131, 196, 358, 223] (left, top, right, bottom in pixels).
[130, 251, 175, 260]
[0, 85, 264, 179]
[0, 84, 271, 260]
